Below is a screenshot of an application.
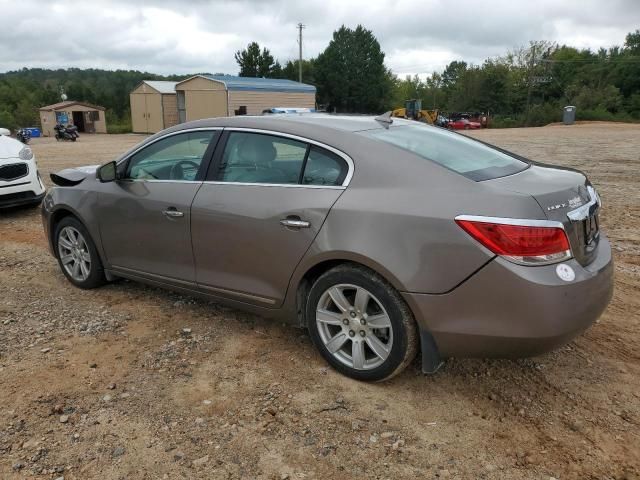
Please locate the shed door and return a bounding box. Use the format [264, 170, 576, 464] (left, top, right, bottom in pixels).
[130, 94, 148, 133]
[146, 94, 164, 133]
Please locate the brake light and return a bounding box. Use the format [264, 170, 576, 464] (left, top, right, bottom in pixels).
[455, 216, 572, 266]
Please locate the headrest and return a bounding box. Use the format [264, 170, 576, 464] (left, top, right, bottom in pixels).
[237, 135, 277, 165]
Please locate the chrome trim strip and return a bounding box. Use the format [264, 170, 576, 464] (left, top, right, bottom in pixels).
[454, 214, 573, 265]
[567, 185, 599, 222]
[119, 179, 201, 184]
[502, 250, 572, 266]
[454, 214, 565, 230]
[110, 265, 195, 288]
[224, 127, 355, 187]
[116, 127, 224, 167]
[198, 284, 277, 305]
[202, 180, 345, 190]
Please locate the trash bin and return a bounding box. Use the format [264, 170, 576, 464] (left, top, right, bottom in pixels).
[563, 106, 576, 125]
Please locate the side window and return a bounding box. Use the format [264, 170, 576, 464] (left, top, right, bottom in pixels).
[218, 132, 307, 184]
[126, 130, 217, 181]
[302, 146, 348, 186]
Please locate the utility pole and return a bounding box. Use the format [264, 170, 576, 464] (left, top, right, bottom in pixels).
[526, 43, 536, 126]
[297, 23, 305, 83]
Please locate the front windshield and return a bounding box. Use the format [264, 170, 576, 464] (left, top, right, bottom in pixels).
[360, 124, 528, 181]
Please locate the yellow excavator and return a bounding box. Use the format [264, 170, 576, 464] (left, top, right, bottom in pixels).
[392, 99, 439, 125]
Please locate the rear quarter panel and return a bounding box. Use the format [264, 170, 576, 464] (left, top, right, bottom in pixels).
[288, 137, 547, 296]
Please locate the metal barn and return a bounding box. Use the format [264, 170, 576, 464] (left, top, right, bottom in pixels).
[175, 75, 316, 122]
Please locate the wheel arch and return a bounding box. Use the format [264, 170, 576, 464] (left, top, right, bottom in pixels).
[48, 206, 110, 273]
[291, 253, 443, 375]
[292, 253, 407, 329]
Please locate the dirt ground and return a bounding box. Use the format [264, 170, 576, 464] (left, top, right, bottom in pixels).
[0, 124, 638, 480]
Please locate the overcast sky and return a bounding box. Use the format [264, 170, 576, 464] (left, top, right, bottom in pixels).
[0, 0, 637, 78]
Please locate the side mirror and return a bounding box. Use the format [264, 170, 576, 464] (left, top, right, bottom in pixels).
[97, 161, 117, 183]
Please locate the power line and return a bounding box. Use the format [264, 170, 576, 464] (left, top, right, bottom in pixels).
[541, 57, 640, 63]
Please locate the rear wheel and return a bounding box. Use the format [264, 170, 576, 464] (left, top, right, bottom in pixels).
[54, 216, 106, 289]
[306, 264, 418, 381]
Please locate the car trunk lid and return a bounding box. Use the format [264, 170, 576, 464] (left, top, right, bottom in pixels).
[486, 164, 601, 266]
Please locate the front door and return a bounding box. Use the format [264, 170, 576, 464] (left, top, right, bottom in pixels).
[98, 129, 219, 282]
[191, 130, 351, 306]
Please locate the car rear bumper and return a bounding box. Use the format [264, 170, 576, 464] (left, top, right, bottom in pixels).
[402, 234, 614, 358]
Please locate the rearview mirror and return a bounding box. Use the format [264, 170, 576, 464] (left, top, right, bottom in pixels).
[97, 161, 117, 183]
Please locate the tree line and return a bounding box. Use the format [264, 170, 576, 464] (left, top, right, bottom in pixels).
[0, 27, 638, 131]
[237, 26, 640, 126]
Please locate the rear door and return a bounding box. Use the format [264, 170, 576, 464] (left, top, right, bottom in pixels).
[191, 129, 352, 307]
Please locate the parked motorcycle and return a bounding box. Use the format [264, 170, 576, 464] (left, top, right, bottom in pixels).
[16, 128, 31, 144]
[54, 124, 79, 142]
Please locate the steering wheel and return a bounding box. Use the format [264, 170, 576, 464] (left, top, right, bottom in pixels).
[169, 160, 200, 180]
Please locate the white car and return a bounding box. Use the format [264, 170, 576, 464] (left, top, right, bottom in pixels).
[0, 128, 46, 208]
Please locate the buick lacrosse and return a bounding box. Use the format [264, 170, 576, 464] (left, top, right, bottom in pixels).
[42, 114, 613, 381]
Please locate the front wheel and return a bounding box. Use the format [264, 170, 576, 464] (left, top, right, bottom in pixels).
[54, 216, 106, 289]
[306, 264, 418, 381]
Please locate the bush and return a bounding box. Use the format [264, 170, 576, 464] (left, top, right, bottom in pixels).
[489, 115, 523, 128]
[107, 122, 132, 134]
[527, 103, 562, 126]
[0, 110, 16, 130]
[576, 107, 635, 123]
[106, 109, 132, 134]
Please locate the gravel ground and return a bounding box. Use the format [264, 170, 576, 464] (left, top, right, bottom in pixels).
[0, 124, 639, 480]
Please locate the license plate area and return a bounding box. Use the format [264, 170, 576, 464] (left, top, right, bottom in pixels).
[583, 213, 599, 245]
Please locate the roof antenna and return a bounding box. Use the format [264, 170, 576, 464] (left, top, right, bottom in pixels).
[374, 111, 393, 129]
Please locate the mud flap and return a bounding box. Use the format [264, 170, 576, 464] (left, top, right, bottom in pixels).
[420, 329, 444, 374]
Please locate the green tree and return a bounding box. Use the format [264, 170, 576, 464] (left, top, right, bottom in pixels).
[234, 42, 280, 78]
[314, 25, 393, 112]
[281, 59, 316, 84]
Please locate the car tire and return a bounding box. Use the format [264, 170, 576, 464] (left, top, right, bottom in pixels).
[54, 216, 106, 289]
[306, 264, 418, 382]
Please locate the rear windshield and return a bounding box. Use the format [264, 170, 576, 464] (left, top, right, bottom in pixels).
[360, 124, 528, 181]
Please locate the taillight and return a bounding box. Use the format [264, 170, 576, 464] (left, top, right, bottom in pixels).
[455, 215, 572, 266]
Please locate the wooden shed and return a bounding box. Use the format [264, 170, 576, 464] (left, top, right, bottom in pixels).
[175, 75, 316, 122]
[38, 101, 106, 137]
[130, 81, 179, 133]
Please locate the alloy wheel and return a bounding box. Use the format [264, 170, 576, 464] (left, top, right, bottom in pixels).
[315, 284, 393, 370]
[58, 226, 92, 282]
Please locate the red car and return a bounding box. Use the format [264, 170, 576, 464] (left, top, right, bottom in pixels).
[447, 118, 482, 130]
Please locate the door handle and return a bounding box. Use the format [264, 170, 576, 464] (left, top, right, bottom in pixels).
[280, 218, 310, 229]
[163, 209, 184, 218]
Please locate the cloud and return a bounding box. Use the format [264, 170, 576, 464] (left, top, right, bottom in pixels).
[0, 0, 636, 77]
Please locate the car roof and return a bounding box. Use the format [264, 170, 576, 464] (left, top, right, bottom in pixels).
[172, 114, 416, 134]
[118, 114, 424, 164]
